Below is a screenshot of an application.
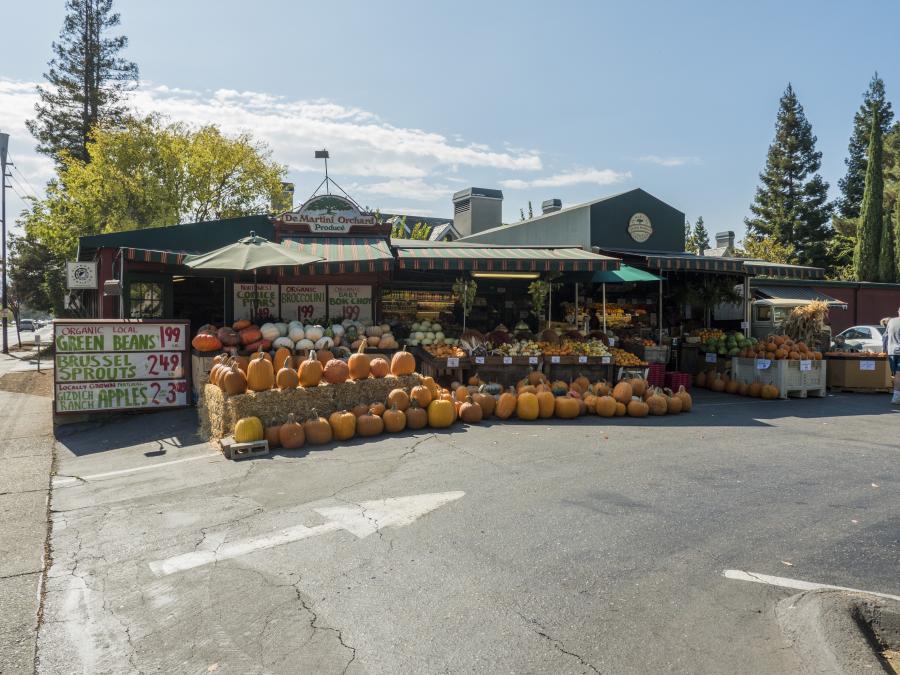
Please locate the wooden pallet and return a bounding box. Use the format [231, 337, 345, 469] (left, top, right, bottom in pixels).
[829, 386, 892, 395]
[782, 387, 827, 399]
[219, 435, 269, 460]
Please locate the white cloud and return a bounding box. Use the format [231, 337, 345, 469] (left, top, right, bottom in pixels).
[353, 178, 452, 202]
[500, 168, 630, 190]
[638, 154, 701, 167]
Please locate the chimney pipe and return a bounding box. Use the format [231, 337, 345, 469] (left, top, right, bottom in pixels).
[541, 199, 562, 215]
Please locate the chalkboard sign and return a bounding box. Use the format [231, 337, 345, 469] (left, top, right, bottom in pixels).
[54, 320, 190, 415]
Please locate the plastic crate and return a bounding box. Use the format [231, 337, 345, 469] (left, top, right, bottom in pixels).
[647, 363, 666, 387]
[731, 357, 826, 399]
[665, 371, 692, 392]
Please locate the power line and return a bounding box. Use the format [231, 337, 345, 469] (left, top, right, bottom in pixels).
[7, 173, 37, 202]
[6, 154, 41, 198]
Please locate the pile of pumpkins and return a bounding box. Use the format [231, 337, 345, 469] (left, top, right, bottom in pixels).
[193, 319, 399, 356]
[209, 344, 417, 395]
[695, 369, 780, 400]
[739, 334, 823, 361]
[231, 370, 694, 448]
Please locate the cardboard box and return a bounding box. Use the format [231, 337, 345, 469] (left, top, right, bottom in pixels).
[827, 358, 892, 390]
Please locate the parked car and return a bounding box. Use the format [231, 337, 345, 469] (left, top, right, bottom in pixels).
[831, 325, 885, 352]
[17, 319, 36, 332]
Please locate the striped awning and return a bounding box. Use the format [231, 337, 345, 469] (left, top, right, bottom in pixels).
[742, 261, 825, 280]
[395, 245, 617, 272]
[280, 237, 394, 274]
[644, 253, 746, 273]
[123, 247, 190, 265]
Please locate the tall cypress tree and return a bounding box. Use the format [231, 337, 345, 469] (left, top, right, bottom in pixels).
[854, 109, 883, 281]
[895, 205, 900, 282]
[26, 0, 138, 163]
[745, 84, 833, 268]
[838, 73, 894, 219]
[880, 209, 897, 282]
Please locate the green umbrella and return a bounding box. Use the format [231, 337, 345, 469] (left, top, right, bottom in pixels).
[184, 231, 323, 319]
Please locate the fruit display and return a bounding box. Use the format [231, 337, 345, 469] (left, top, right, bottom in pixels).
[539, 339, 612, 357]
[609, 347, 647, 366]
[493, 340, 543, 356]
[594, 304, 632, 328]
[403, 320, 459, 348]
[699, 331, 757, 356]
[743, 335, 822, 360]
[423, 344, 466, 358]
[693, 328, 725, 343]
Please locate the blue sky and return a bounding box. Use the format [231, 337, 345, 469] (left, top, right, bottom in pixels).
[2, 0, 899, 240]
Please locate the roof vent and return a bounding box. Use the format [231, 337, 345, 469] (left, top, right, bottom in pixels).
[542, 199, 562, 215]
[715, 231, 735, 248]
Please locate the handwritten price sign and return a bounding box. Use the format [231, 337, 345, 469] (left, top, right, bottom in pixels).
[280, 285, 325, 322]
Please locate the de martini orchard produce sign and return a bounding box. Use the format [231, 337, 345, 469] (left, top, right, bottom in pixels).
[54, 320, 191, 415]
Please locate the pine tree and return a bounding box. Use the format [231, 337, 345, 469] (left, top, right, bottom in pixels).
[26, 0, 138, 163]
[691, 217, 710, 254]
[745, 84, 833, 268]
[895, 205, 900, 282]
[683, 219, 692, 251]
[838, 73, 894, 219]
[855, 109, 883, 281]
[880, 208, 897, 282]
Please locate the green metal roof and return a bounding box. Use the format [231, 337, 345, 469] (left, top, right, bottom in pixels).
[394, 243, 617, 272]
[592, 264, 662, 283]
[280, 237, 394, 274]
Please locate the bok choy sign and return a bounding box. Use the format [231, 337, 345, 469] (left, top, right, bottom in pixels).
[54, 320, 191, 415]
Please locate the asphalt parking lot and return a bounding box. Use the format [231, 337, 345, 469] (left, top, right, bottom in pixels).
[37, 390, 900, 674]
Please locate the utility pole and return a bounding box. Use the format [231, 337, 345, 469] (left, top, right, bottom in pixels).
[1, 132, 9, 355]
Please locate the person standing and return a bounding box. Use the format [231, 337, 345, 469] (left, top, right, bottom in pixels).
[885, 308, 900, 404]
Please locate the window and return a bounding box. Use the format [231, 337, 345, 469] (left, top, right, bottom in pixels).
[755, 305, 772, 322]
[129, 282, 164, 318]
[841, 328, 866, 340]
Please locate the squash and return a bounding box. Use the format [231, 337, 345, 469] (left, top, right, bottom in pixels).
[631, 378, 648, 398]
[369, 402, 386, 417]
[573, 374, 590, 392]
[299, 351, 324, 387]
[316, 349, 335, 367]
[626, 398, 649, 417]
[737, 381, 750, 396]
[247, 352, 275, 391]
[304, 325, 325, 342]
[662, 388, 683, 414]
[390, 348, 416, 376]
[351, 403, 370, 417]
[695, 371, 708, 388]
[304, 411, 333, 445]
[264, 425, 281, 449]
[422, 376, 439, 396]
[410, 385, 432, 408]
[516, 392, 539, 421]
[614, 401, 627, 416]
[725, 378, 740, 395]
[675, 385, 693, 412]
[348, 341, 370, 380]
[323, 358, 350, 384]
[234, 416, 264, 443]
[709, 373, 726, 392]
[495, 391, 517, 420]
[595, 395, 617, 417]
[406, 400, 428, 429]
[583, 394, 597, 412]
[217, 327, 240, 346]
[455, 386, 470, 402]
[748, 381, 762, 398]
[554, 396, 580, 419]
[536, 390, 555, 418]
[273, 347, 293, 372]
[232, 319, 251, 331]
[527, 370, 544, 385]
[551, 380, 569, 397]
[369, 357, 389, 378]
[593, 380, 611, 397]
[329, 410, 356, 441]
[612, 379, 633, 404]
[761, 383, 779, 400]
[233, 355, 251, 375]
[383, 405, 406, 433]
[239, 326, 263, 346]
[459, 401, 483, 424]
[646, 388, 668, 416]
[517, 384, 538, 395]
[276, 365, 299, 390]
[278, 414, 306, 449]
[427, 399, 455, 428]
[471, 392, 495, 417]
[222, 364, 248, 396]
[192, 333, 222, 352]
[357, 411, 384, 437]
[387, 388, 410, 411]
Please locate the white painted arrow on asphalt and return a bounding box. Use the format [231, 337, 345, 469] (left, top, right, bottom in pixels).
[149, 491, 465, 577]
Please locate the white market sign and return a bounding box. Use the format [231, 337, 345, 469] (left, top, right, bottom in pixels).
[56, 352, 185, 383]
[280, 284, 327, 322]
[280, 194, 376, 234]
[328, 285, 372, 322]
[56, 379, 189, 412]
[66, 261, 98, 289]
[233, 283, 279, 321]
[627, 212, 653, 243]
[54, 322, 187, 352]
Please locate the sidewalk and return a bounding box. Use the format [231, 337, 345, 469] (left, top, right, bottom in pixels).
[0, 353, 55, 674]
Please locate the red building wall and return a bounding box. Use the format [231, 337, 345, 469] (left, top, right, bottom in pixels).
[815, 285, 900, 332]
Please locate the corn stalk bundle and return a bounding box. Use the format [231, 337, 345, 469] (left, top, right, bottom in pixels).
[779, 301, 829, 347]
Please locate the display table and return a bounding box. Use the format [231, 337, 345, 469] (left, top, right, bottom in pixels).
[826, 356, 892, 392]
[731, 357, 826, 399]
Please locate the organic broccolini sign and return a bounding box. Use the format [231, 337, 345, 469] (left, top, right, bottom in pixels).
[53, 320, 190, 415]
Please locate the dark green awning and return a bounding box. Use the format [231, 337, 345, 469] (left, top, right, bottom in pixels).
[394, 244, 617, 272]
[592, 264, 662, 283]
[280, 237, 394, 274]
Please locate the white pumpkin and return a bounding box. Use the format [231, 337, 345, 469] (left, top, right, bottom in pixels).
[273, 336, 294, 350]
[296, 338, 315, 351]
[305, 325, 324, 342]
[413, 331, 425, 340]
[314, 336, 334, 350]
[379, 324, 391, 334]
[420, 321, 431, 330]
[367, 335, 380, 346]
[425, 331, 435, 340]
[274, 322, 288, 337]
[431, 323, 442, 333]
[411, 322, 422, 332]
[435, 331, 445, 341]
[288, 325, 305, 342]
[260, 323, 280, 341]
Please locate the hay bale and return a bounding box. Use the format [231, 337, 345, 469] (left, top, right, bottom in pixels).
[198, 375, 421, 440]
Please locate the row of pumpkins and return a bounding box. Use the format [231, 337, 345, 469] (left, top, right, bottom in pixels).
[695, 369, 780, 399]
[232, 372, 695, 447]
[740, 335, 823, 361]
[208, 345, 417, 394]
[192, 319, 400, 355]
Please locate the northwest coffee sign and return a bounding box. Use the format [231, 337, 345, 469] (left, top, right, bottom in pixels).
[54, 320, 190, 415]
[280, 194, 376, 234]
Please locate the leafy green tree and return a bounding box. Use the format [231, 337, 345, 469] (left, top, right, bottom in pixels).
[837, 73, 894, 219]
[683, 219, 691, 251]
[854, 110, 884, 281]
[880, 208, 897, 282]
[895, 205, 900, 282]
[27, 0, 138, 163]
[23, 115, 285, 258]
[8, 229, 68, 316]
[737, 234, 796, 264]
[390, 217, 432, 240]
[745, 84, 833, 268]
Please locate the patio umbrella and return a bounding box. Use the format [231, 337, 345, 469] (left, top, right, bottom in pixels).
[183, 231, 323, 319]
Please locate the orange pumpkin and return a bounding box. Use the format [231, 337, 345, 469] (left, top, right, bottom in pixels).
[304, 411, 333, 445]
[554, 396, 580, 419]
[471, 392, 495, 417]
[369, 402, 386, 417]
[351, 403, 370, 417]
[264, 425, 281, 449]
[239, 327, 263, 346]
[387, 388, 410, 411]
[536, 390, 555, 418]
[369, 357, 389, 378]
[427, 399, 456, 428]
[614, 401, 627, 417]
[595, 395, 617, 417]
[675, 385, 693, 412]
[357, 412, 384, 437]
[383, 405, 406, 433]
[278, 414, 306, 449]
[323, 358, 350, 384]
[232, 319, 252, 331]
[459, 401, 483, 423]
[390, 348, 416, 376]
[298, 350, 324, 387]
[405, 400, 428, 429]
[516, 392, 539, 420]
[329, 410, 356, 441]
[455, 386, 470, 402]
[410, 385, 432, 408]
[348, 342, 371, 380]
[192, 333, 222, 352]
[276, 365, 299, 390]
[495, 391, 517, 420]
[247, 352, 275, 391]
[612, 379, 633, 404]
[627, 398, 649, 417]
[222, 364, 248, 396]
[273, 347, 292, 372]
[316, 349, 335, 367]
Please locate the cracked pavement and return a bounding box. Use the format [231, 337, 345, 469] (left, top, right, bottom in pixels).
[32, 391, 900, 673]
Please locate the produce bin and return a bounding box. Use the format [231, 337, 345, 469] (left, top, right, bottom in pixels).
[731, 357, 826, 399]
[826, 357, 892, 392]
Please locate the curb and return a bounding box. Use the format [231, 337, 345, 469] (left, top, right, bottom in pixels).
[776, 589, 900, 674]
